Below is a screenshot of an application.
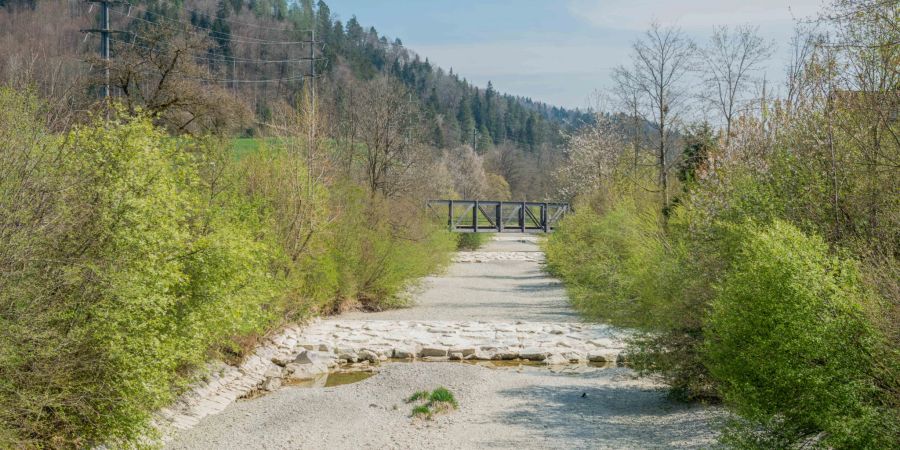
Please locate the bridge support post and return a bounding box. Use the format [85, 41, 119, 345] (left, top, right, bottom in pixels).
[496, 203, 503, 232]
[520, 202, 526, 232]
[448, 200, 454, 231]
[542, 203, 549, 232]
[473, 200, 479, 233]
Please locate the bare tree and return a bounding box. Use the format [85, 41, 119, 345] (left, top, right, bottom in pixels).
[484, 142, 524, 195]
[105, 25, 250, 134]
[699, 25, 774, 149]
[613, 23, 695, 211]
[349, 76, 428, 197]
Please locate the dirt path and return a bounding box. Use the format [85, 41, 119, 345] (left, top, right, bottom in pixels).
[165, 236, 724, 450]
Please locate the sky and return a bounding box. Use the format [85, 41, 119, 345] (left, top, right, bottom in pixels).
[324, 0, 828, 110]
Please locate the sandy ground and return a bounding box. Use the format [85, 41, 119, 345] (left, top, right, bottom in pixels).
[166, 235, 724, 450]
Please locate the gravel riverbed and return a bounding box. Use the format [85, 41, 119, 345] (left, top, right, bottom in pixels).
[165, 235, 725, 449]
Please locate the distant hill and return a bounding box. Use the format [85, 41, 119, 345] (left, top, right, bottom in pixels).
[0, 0, 592, 150]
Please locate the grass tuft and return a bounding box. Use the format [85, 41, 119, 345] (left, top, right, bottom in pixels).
[407, 387, 458, 419]
[410, 405, 432, 419]
[406, 391, 429, 403]
[428, 387, 458, 408]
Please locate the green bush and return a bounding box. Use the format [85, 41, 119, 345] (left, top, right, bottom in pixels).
[0, 93, 282, 447]
[545, 196, 678, 330]
[456, 232, 490, 250]
[235, 143, 455, 314]
[0, 90, 457, 447]
[704, 220, 898, 449]
[545, 196, 718, 398]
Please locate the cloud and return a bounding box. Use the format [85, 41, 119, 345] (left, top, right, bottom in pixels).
[567, 0, 824, 31]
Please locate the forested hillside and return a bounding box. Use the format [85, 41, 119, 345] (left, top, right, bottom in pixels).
[0, 0, 590, 157]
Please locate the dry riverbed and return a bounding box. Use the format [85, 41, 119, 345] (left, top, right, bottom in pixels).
[165, 235, 725, 450]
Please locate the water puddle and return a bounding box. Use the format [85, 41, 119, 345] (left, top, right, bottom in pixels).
[283, 370, 376, 389]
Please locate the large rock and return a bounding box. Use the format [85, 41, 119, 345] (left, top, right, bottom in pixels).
[284, 362, 327, 380]
[260, 367, 283, 391]
[357, 349, 379, 363]
[285, 351, 329, 379]
[588, 351, 618, 364]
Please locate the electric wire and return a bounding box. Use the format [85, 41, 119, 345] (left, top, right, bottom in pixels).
[109, 7, 308, 45]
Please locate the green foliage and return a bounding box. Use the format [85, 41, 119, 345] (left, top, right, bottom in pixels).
[705, 220, 898, 449]
[428, 387, 458, 408]
[0, 90, 456, 447]
[0, 92, 281, 447]
[236, 142, 455, 314]
[406, 391, 429, 403]
[547, 183, 899, 445]
[456, 232, 490, 251]
[545, 195, 679, 330]
[411, 405, 432, 419]
[545, 193, 719, 399]
[407, 387, 458, 419]
[677, 122, 716, 184]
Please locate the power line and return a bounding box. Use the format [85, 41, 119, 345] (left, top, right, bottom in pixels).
[108, 35, 313, 64]
[109, 7, 307, 45]
[105, 36, 313, 84]
[82, 2, 327, 89]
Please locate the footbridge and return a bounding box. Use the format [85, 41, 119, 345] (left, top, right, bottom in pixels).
[427, 200, 570, 233]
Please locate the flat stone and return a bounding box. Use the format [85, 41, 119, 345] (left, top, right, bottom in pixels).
[420, 346, 448, 357]
[449, 347, 477, 356]
[392, 348, 415, 359]
[520, 348, 548, 361]
[492, 350, 519, 360]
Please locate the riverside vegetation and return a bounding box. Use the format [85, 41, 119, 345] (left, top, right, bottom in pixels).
[0, 0, 897, 448]
[0, 89, 455, 447]
[407, 387, 459, 420]
[546, 1, 899, 448]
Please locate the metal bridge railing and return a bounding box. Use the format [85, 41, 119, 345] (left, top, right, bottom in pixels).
[427, 200, 570, 233]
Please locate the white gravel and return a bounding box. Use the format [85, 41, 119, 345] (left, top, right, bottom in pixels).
[165, 235, 725, 449]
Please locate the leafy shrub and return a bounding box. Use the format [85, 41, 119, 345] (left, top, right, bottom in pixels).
[0, 92, 281, 447]
[545, 195, 685, 330]
[237, 148, 455, 314]
[456, 232, 490, 250]
[704, 220, 898, 449]
[545, 196, 719, 399]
